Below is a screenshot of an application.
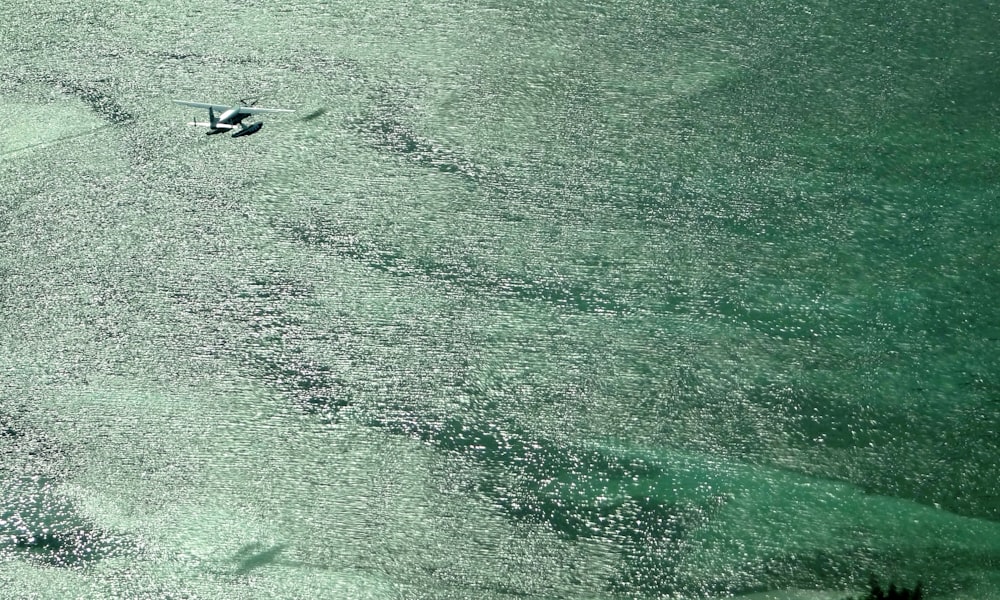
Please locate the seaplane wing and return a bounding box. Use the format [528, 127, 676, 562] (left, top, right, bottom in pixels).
[238, 106, 295, 115]
[173, 100, 294, 115]
[173, 100, 230, 111]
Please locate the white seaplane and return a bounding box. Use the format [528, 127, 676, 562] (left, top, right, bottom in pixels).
[173, 99, 294, 138]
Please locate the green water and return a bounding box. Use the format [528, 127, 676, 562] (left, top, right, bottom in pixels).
[1, 1, 998, 598]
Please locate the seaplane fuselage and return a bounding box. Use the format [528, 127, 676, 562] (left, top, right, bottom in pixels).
[173, 100, 293, 138]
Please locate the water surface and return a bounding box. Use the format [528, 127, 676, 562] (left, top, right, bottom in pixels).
[2, 1, 998, 598]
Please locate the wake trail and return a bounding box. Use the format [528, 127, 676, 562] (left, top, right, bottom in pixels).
[0, 123, 116, 159]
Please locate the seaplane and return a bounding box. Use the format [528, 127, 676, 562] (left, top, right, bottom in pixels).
[173, 99, 294, 138]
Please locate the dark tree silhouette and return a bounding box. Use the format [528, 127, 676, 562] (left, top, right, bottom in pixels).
[850, 575, 923, 600]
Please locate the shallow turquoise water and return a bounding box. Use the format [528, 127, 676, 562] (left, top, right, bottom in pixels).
[1, 1, 998, 598]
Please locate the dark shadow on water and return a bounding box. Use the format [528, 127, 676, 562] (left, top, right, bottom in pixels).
[300, 108, 328, 122]
[231, 542, 289, 575]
